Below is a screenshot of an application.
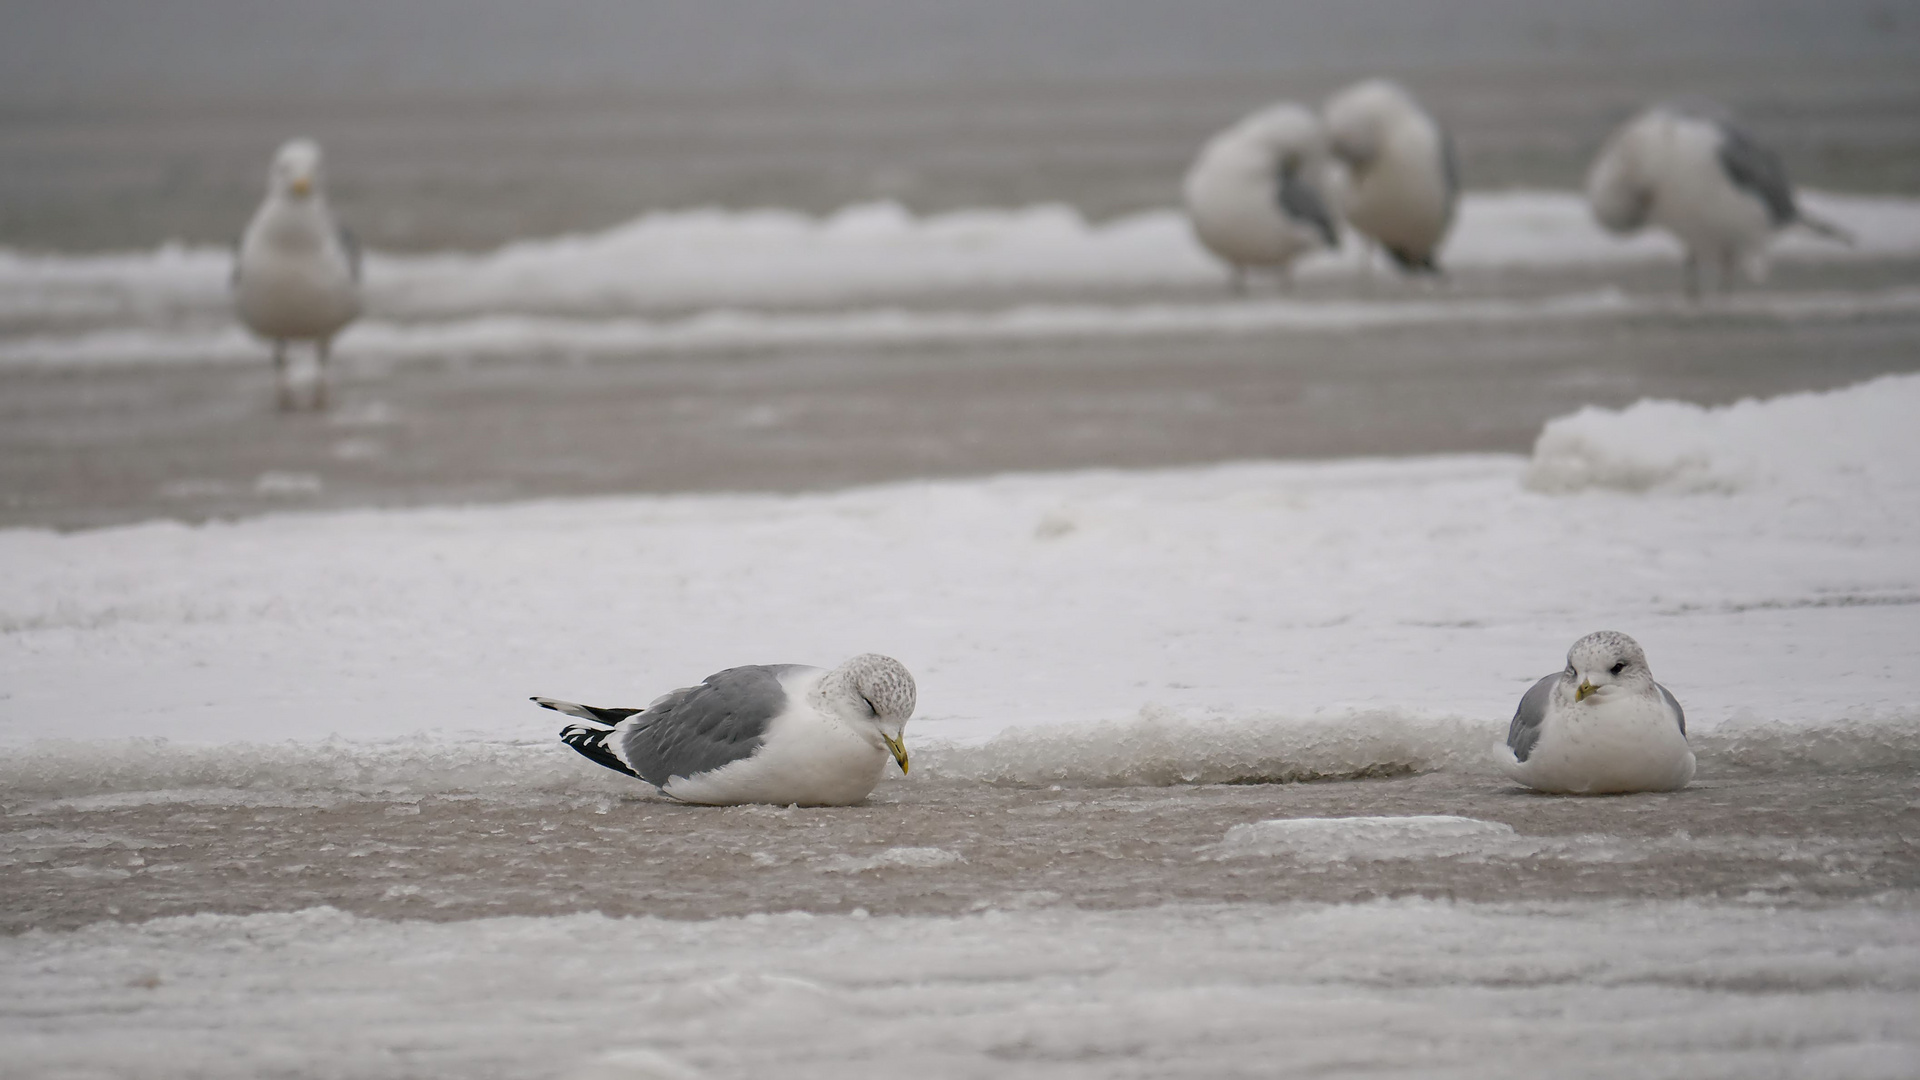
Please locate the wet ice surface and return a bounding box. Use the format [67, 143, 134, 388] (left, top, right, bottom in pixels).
[5, 766, 1914, 934]
[3, 769, 1918, 1079]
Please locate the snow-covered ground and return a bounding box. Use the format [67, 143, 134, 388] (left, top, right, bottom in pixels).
[4, 191, 1919, 368]
[3, 373, 1916, 795]
[4, 898, 1915, 1079]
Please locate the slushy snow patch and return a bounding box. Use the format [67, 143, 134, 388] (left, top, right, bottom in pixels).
[1526, 373, 1920, 494]
[822, 847, 964, 873]
[1205, 815, 1520, 862]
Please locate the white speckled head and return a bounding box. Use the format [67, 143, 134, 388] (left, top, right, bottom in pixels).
[815, 653, 916, 774]
[269, 139, 325, 200]
[1562, 631, 1656, 701]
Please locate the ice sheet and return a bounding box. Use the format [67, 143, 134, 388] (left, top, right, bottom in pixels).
[2, 899, 1914, 1079]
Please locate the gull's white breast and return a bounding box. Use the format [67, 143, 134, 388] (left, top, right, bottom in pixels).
[236, 207, 361, 341]
[1503, 691, 1695, 795]
[1647, 120, 1772, 256]
[1342, 121, 1452, 258]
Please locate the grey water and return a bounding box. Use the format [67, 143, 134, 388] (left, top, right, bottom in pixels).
[3, 1, 1919, 251]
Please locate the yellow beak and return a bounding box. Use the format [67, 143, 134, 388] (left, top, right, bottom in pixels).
[290, 177, 312, 197]
[882, 733, 909, 774]
[1576, 680, 1597, 702]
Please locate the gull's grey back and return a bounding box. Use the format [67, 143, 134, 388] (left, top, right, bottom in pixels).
[615, 664, 808, 787]
[1278, 165, 1339, 248]
[1658, 683, 1686, 736]
[1715, 122, 1796, 226]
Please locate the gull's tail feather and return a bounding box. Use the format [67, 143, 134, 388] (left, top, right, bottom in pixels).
[1796, 210, 1855, 245]
[531, 696, 641, 728]
[537, 696, 646, 780]
[558, 722, 642, 780]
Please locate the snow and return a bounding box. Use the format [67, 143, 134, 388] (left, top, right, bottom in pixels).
[1527, 372, 1920, 495]
[2, 899, 1915, 1078]
[2, 374, 1917, 799]
[4, 190, 1919, 368]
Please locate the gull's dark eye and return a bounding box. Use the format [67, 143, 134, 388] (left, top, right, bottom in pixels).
[1610, 661, 1626, 675]
[860, 694, 879, 716]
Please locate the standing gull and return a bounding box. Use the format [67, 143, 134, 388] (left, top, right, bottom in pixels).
[535, 653, 916, 806]
[1497, 631, 1695, 794]
[1586, 104, 1852, 296]
[1182, 101, 1342, 292]
[1322, 79, 1458, 275]
[234, 139, 362, 411]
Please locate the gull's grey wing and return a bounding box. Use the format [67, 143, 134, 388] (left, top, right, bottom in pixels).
[1656, 681, 1686, 737]
[1277, 165, 1339, 248]
[1506, 673, 1559, 762]
[615, 664, 808, 787]
[1715, 123, 1795, 226]
[337, 224, 362, 282]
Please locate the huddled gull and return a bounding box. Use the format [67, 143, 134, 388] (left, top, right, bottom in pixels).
[1586, 103, 1852, 296]
[233, 138, 362, 411]
[1497, 631, 1695, 794]
[536, 653, 916, 806]
[1322, 79, 1458, 274]
[1182, 100, 1341, 291]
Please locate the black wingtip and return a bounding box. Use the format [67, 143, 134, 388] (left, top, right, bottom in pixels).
[559, 723, 642, 780]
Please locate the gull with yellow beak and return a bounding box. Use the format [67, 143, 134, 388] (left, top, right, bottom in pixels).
[1497, 631, 1694, 794]
[234, 138, 362, 411]
[535, 654, 916, 806]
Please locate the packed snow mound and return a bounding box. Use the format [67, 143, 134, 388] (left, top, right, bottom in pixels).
[918, 706, 1496, 786]
[1525, 373, 1920, 495]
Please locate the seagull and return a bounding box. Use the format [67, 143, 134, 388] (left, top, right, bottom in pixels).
[1322, 79, 1458, 275]
[1586, 104, 1852, 296]
[535, 654, 917, 806]
[233, 139, 362, 411]
[1182, 101, 1342, 292]
[1497, 631, 1695, 795]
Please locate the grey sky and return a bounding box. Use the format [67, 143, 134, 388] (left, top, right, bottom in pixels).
[3, 0, 1915, 104]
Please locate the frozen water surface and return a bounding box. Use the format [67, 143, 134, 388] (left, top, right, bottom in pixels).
[5, 767, 1916, 935]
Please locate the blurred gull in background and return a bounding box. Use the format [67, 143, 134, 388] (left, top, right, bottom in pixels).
[1182, 100, 1342, 292]
[1586, 103, 1853, 297]
[233, 138, 362, 411]
[1323, 79, 1459, 275]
